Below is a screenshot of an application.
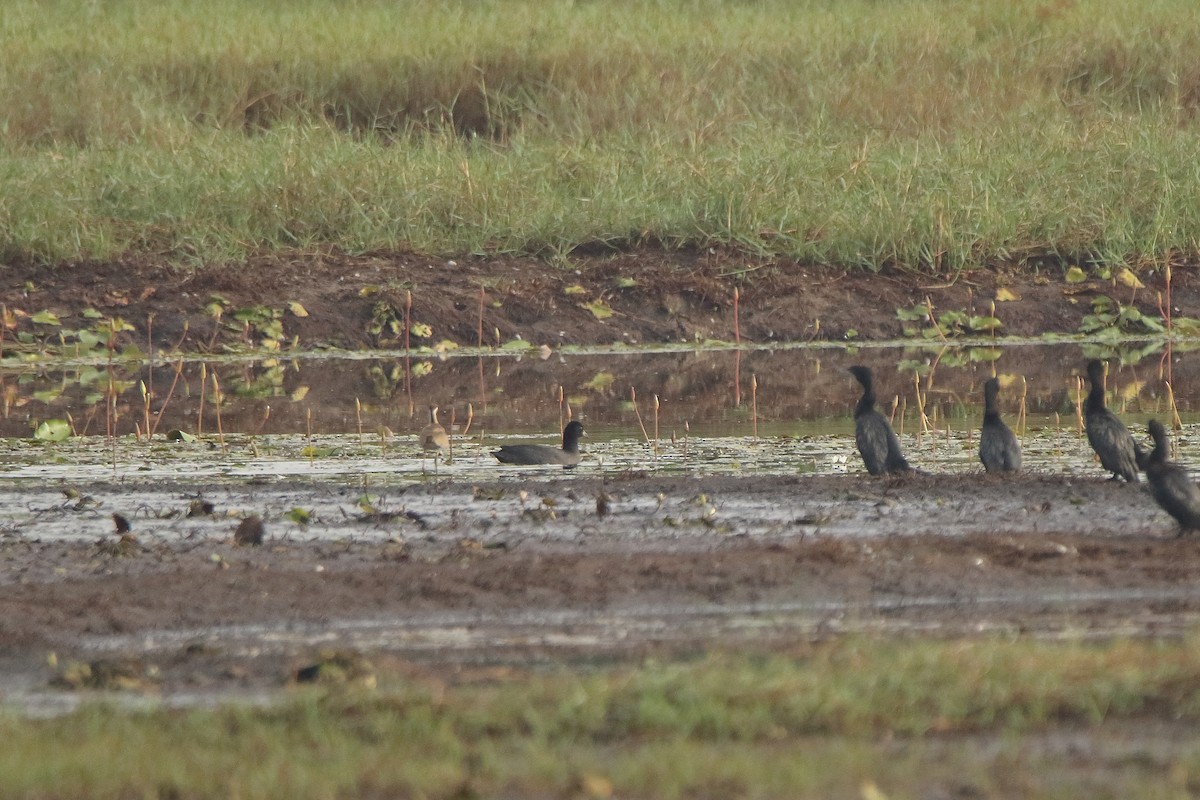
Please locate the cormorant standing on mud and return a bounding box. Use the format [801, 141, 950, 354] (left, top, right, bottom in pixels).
[1144, 419, 1200, 534]
[1084, 360, 1140, 482]
[980, 377, 1021, 473]
[848, 366, 911, 475]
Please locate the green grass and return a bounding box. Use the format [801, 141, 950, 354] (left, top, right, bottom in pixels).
[6, 637, 1200, 798]
[4, 0, 1200, 269]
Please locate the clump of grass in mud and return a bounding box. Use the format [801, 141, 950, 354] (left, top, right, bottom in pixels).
[9, 637, 1200, 798]
[4, 1, 1200, 269]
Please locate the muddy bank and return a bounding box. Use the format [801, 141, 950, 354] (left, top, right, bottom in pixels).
[5, 251, 1194, 352]
[0, 472, 1196, 699]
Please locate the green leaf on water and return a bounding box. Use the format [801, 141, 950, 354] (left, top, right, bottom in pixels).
[81, 308, 104, 319]
[286, 508, 312, 525]
[614, 277, 637, 289]
[968, 348, 1003, 362]
[968, 315, 1003, 331]
[166, 429, 197, 442]
[31, 310, 60, 326]
[34, 419, 71, 441]
[1172, 317, 1200, 336]
[563, 285, 587, 296]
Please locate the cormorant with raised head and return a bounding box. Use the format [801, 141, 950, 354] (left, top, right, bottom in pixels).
[1084, 360, 1140, 482]
[1144, 419, 1200, 534]
[848, 366, 911, 475]
[980, 377, 1021, 473]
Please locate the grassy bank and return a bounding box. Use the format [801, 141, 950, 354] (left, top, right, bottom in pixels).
[5, 637, 1200, 798]
[3, 0, 1200, 269]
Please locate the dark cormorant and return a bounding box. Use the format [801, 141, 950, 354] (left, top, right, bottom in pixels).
[493, 421, 585, 468]
[1084, 360, 1140, 482]
[1144, 419, 1200, 534]
[848, 366, 911, 475]
[980, 378, 1022, 473]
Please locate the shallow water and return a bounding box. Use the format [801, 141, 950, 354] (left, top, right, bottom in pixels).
[2, 340, 1199, 507]
[1, 339, 1197, 440]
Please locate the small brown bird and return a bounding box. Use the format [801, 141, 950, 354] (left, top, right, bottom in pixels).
[234, 515, 265, 546]
[419, 405, 450, 457]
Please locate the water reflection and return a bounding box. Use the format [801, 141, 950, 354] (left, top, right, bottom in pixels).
[1, 342, 1198, 443]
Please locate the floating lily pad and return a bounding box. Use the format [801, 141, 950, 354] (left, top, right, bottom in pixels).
[34, 419, 71, 442]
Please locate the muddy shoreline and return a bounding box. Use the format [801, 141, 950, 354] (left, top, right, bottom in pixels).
[1, 472, 1196, 700]
[3, 251, 1200, 709]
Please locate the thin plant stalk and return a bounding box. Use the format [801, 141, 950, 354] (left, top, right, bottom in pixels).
[146, 312, 155, 403]
[1165, 380, 1184, 433]
[734, 349, 742, 408]
[461, 402, 474, 437]
[1018, 375, 1028, 437]
[404, 289, 413, 415]
[925, 296, 948, 341]
[751, 375, 758, 442]
[140, 380, 150, 442]
[653, 394, 660, 461]
[197, 363, 207, 437]
[631, 386, 650, 443]
[254, 405, 271, 437]
[912, 372, 931, 440]
[149, 358, 185, 438]
[212, 373, 226, 453]
[307, 408, 314, 466]
[1074, 376, 1084, 435]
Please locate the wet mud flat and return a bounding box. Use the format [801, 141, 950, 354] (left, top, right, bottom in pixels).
[0, 470, 1196, 709]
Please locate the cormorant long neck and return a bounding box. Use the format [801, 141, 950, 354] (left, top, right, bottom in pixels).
[983, 382, 1001, 425]
[1085, 364, 1108, 415]
[855, 380, 875, 418]
[1148, 423, 1169, 468]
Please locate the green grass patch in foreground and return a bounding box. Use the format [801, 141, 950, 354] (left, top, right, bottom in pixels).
[3, 0, 1200, 268]
[7, 636, 1200, 798]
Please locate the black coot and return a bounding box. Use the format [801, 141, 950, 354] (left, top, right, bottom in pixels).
[979, 378, 1021, 473]
[1084, 360, 1140, 482]
[1144, 419, 1200, 534]
[848, 366, 911, 475]
[492, 421, 585, 468]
